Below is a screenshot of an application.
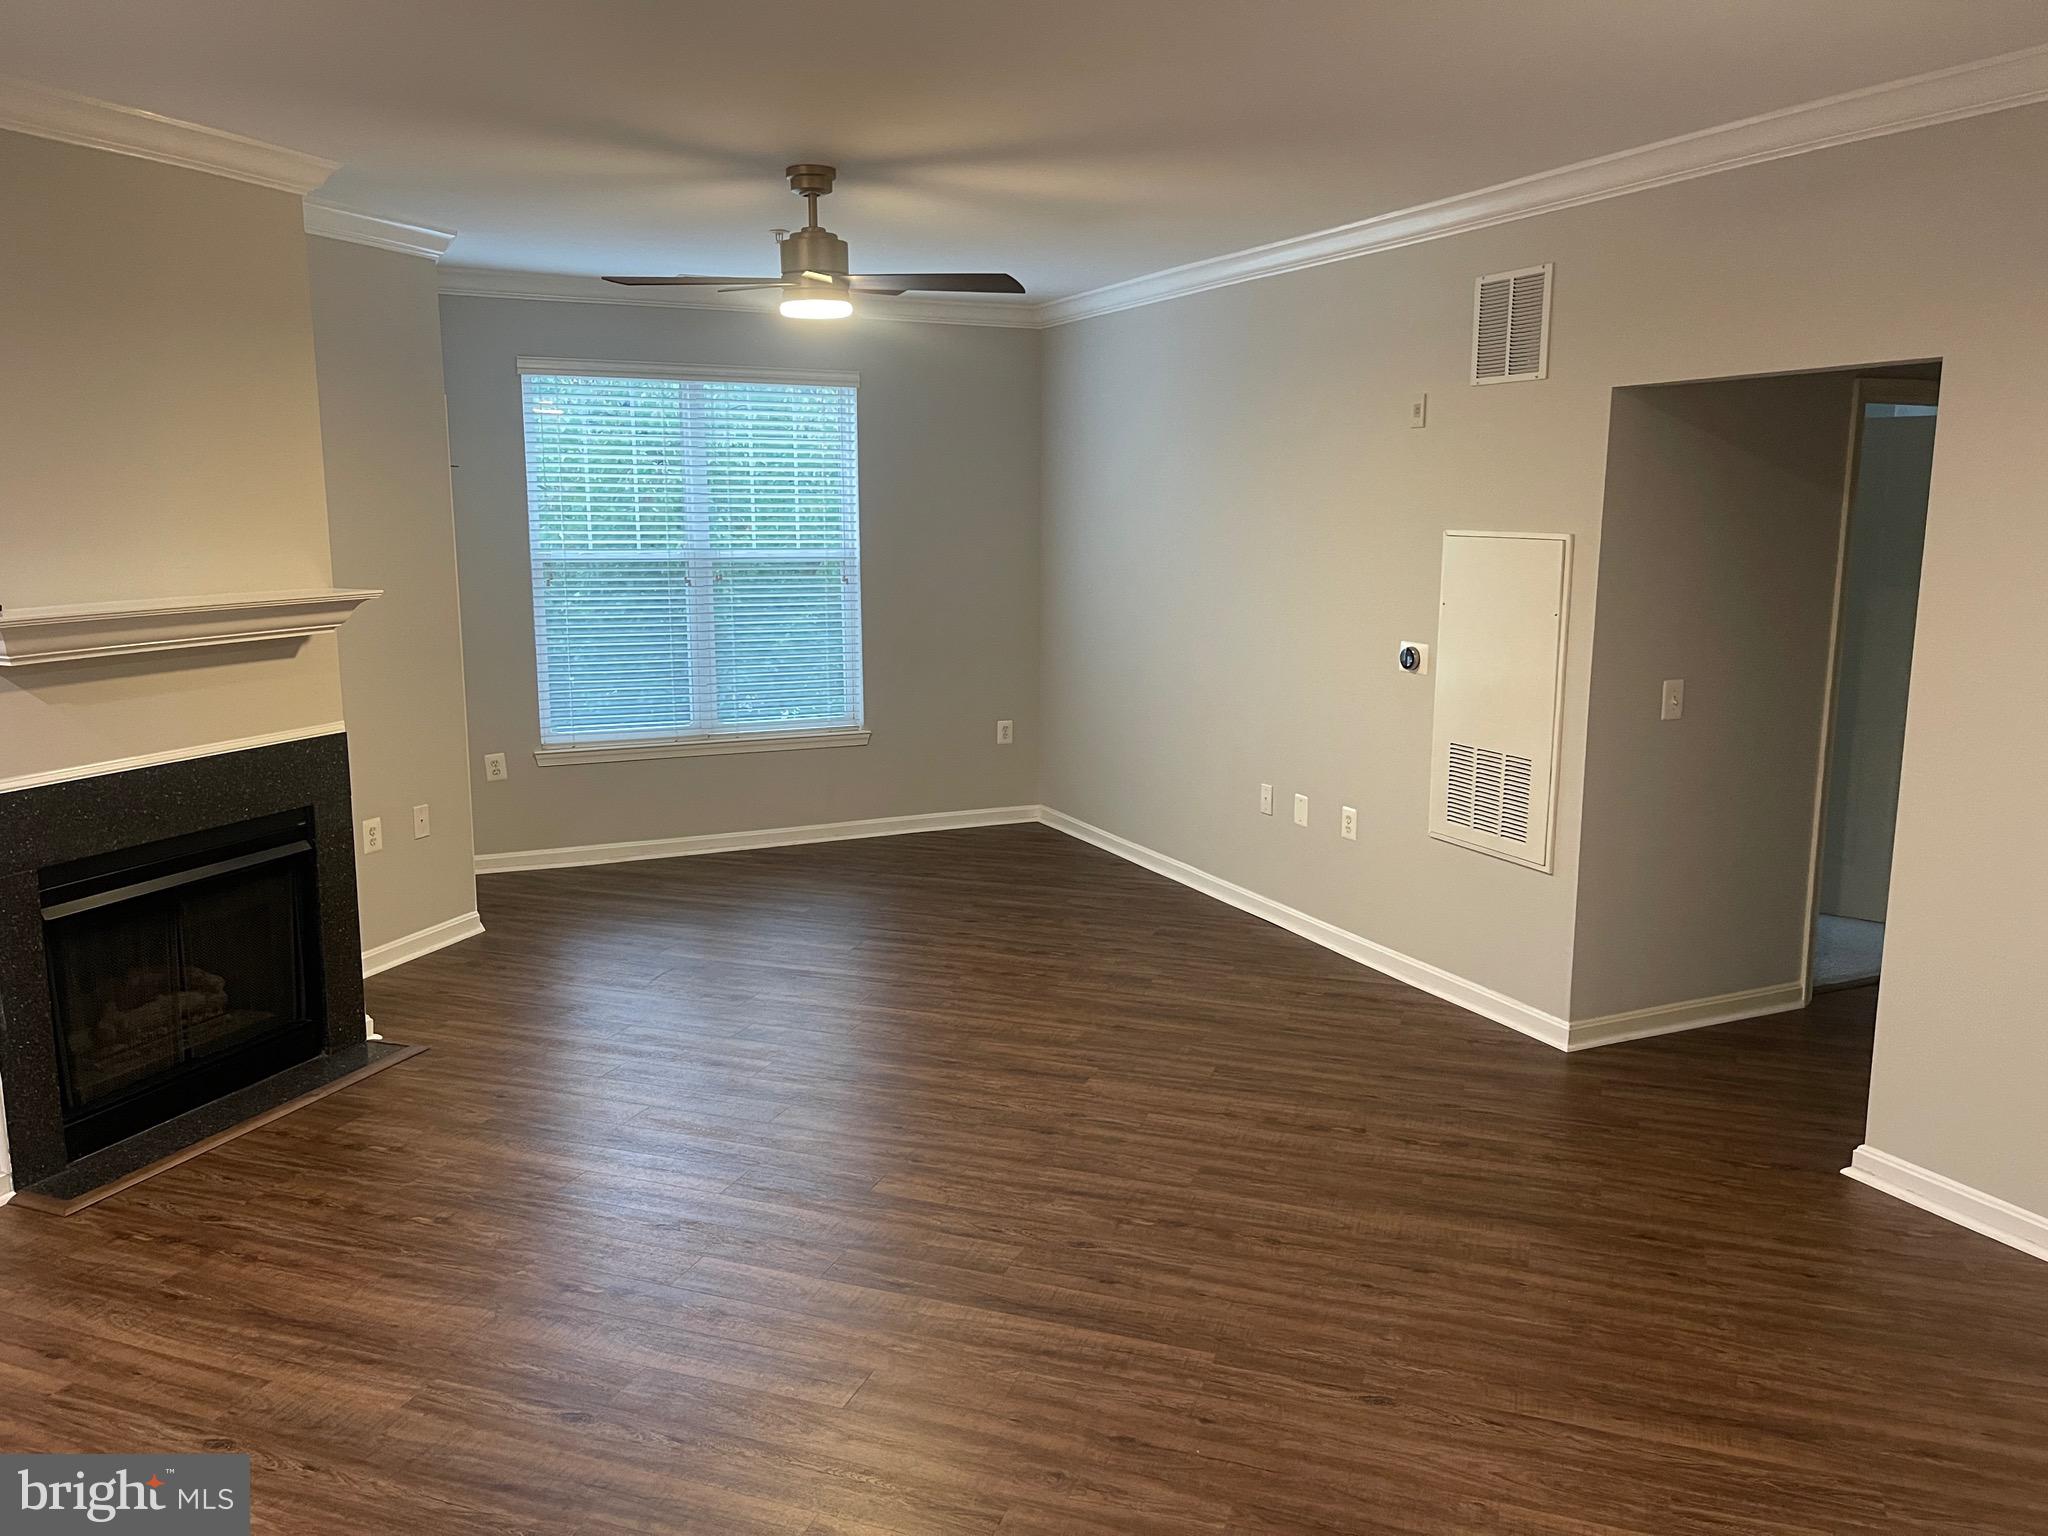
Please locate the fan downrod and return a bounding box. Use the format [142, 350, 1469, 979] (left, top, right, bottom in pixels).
[777, 164, 849, 280]
[786, 163, 837, 227]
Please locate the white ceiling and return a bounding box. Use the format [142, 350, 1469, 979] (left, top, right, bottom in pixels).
[6, 1, 2048, 299]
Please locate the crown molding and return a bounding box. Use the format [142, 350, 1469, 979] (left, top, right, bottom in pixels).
[437, 267, 1043, 329]
[1040, 42, 2048, 326]
[305, 203, 456, 261]
[445, 43, 2048, 333]
[0, 76, 335, 194]
[9, 44, 2038, 325]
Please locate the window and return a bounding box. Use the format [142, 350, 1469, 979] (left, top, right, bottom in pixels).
[519, 361, 865, 762]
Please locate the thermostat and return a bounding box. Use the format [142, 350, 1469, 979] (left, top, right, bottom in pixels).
[1396, 641, 1430, 675]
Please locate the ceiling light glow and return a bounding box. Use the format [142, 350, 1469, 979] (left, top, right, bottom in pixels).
[780, 295, 853, 320]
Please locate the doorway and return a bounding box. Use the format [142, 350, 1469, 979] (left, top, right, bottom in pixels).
[1571, 360, 1941, 1036]
[1807, 378, 1939, 993]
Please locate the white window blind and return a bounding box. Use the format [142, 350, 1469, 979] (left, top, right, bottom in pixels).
[520, 364, 863, 752]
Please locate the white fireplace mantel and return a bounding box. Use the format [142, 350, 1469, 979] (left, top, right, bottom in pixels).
[0, 589, 381, 667]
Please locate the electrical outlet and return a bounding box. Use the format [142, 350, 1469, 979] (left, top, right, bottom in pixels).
[996, 719, 1014, 745]
[1661, 679, 1685, 721]
[1409, 392, 1429, 429]
[1341, 805, 1358, 841]
[484, 752, 508, 781]
[362, 817, 384, 854]
[413, 803, 431, 839]
[1259, 783, 1274, 816]
[1293, 793, 1309, 827]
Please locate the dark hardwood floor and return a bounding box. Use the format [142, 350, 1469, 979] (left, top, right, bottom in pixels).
[3, 823, 2045, 1533]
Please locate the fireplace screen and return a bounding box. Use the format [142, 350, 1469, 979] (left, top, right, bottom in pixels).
[40, 811, 325, 1157]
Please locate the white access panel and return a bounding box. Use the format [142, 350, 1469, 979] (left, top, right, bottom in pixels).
[1428, 530, 1572, 872]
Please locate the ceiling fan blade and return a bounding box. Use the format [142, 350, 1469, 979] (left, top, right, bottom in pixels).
[600, 275, 778, 287]
[854, 289, 906, 298]
[717, 283, 795, 293]
[849, 272, 1026, 294]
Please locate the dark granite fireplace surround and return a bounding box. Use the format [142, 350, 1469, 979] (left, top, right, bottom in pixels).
[0, 732, 365, 1189]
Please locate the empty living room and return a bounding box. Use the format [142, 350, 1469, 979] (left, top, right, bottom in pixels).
[5, 3, 2048, 1530]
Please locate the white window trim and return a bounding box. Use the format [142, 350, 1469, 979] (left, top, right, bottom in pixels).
[518, 357, 860, 388]
[533, 727, 872, 768]
[518, 357, 866, 757]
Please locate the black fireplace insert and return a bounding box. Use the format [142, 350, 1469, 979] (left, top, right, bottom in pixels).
[0, 733, 365, 1190]
[39, 808, 326, 1159]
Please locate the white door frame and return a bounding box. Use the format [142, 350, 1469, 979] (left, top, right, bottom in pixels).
[1796, 376, 1941, 1002]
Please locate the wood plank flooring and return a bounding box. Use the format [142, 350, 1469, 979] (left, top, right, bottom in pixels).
[2, 823, 2045, 1533]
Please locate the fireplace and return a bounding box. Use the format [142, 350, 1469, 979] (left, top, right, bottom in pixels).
[41, 809, 326, 1159]
[0, 731, 367, 1192]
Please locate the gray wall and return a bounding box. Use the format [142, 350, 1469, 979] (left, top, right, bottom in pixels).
[1042, 252, 1597, 1018]
[0, 129, 341, 784]
[1042, 103, 2048, 1214]
[1571, 375, 1852, 1020]
[440, 297, 1042, 855]
[310, 237, 480, 953]
[0, 130, 338, 1195]
[1819, 412, 1934, 923]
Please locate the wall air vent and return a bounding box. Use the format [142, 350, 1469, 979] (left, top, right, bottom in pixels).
[1428, 531, 1571, 872]
[1444, 743, 1535, 843]
[1472, 264, 1552, 384]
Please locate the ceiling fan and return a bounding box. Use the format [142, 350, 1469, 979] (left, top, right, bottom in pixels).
[603, 164, 1024, 319]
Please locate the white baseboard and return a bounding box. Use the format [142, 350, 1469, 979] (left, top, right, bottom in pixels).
[362, 910, 485, 977]
[1564, 982, 1807, 1049]
[1039, 809, 1813, 1054]
[1038, 807, 1575, 1050]
[474, 805, 1042, 875]
[1845, 1145, 2048, 1264]
[465, 804, 1806, 1057]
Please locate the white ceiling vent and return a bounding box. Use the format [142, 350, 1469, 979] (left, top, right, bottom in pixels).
[1472, 264, 1552, 384]
[1428, 531, 1571, 872]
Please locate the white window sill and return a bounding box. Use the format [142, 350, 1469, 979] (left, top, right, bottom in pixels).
[533, 728, 870, 767]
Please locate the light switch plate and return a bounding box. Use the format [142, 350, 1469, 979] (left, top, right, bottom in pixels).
[1293, 793, 1309, 827]
[1661, 679, 1685, 721]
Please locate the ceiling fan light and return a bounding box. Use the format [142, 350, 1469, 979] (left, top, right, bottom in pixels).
[779, 294, 853, 320]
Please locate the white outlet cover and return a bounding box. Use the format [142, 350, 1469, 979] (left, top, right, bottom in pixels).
[1260, 783, 1274, 815]
[1341, 806, 1359, 840]
[1293, 793, 1309, 827]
